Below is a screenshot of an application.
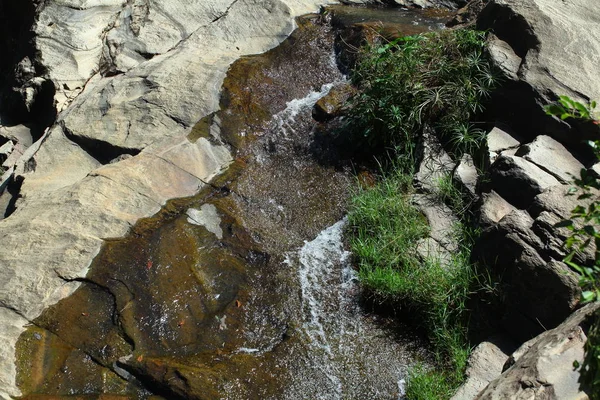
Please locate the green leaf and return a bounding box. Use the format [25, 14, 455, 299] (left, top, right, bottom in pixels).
[545, 104, 566, 117]
[560, 95, 575, 109]
[573, 205, 587, 215]
[554, 219, 574, 229]
[574, 102, 590, 118]
[582, 291, 596, 303]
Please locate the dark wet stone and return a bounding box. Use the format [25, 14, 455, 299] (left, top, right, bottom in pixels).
[312, 83, 355, 121]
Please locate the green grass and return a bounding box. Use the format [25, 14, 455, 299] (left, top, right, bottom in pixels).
[345, 29, 498, 158]
[344, 27, 499, 400]
[435, 173, 466, 214]
[347, 169, 476, 399]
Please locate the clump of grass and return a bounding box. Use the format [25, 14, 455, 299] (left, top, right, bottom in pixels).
[348, 168, 428, 281]
[346, 29, 498, 158]
[344, 27, 500, 400]
[347, 168, 476, 399]
[436, 173, 466, 214]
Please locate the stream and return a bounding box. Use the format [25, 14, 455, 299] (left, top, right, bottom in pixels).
[15, 5, 449, 399]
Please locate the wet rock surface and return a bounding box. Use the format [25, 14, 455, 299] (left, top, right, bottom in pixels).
[13, 9, 438, 399]
[0, 1, 336, 397]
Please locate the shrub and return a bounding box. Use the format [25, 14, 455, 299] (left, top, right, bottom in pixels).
[345, 29, 498, 159]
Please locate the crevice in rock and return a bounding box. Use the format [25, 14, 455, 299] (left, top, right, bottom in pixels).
[150, 152, 213, 185]
[160, 0, 240, 56]
[60, 122, 141, 164]
[52, 274, 138, 359]
[211, 0, 241, 23]
[3, 175, 23, 219]
[477, 2, 539, 59]
[136, 50, 157, 61]
[113, 362, 189, 400]
[0, 1, 57, 137]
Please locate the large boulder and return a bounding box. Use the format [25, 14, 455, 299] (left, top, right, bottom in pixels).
[477, 0, 600, 147]
[451, 336, 516, 400]
[479, 0, 600, 103]
[476, 302, 599, 399]
[489, 154, 560, 209]
[516, 135, 585, 184]
[475, 207, 581, 341]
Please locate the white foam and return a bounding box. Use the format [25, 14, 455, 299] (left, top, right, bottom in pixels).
[273, 82, 336, 137]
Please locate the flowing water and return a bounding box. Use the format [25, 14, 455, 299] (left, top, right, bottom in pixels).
[15, 5, 449, 399]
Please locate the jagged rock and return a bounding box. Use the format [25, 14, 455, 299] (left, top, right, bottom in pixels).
[415, 131, 455, 193]
[479, 0, 600, 105]
[530, 185, 598, 267]
[394, 0, 467, 8]
[0, 167, 13, 195]
[1, 143, 26, 170]
[489, 155, 561, 209]
[516, 135, 585, 184]
[479, 190, 516, 228]
[35, 1, 127, 96]
[342, 0, 466, 7]
[486, 126, 520, 163]
[451, 336, 516, 400]
[413, 194, 459, 267]
[531, 185, 600, 221]
[485, 34, 520, 82]
[475, 209, 581, 340]
[0, 124, 33, 147]
[477, 0, 600, 147]
[447, 0, 489, 27]
[15, 126, 101, 196]
[0, 142, 13, 164]
[476, 302, 599, 400]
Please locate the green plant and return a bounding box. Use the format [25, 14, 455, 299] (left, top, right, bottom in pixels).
[344, 27, 500, 400]
[347, 167, 477, 399]
[545, 96, 598, 122]
[346, 29, 499, 159]
[435, 173, 467, 214]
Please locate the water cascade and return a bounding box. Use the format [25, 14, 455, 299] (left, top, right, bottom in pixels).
[15, 5, 449, 399]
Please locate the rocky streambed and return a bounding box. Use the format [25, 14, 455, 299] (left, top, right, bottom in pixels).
[12, 7, 449, 399]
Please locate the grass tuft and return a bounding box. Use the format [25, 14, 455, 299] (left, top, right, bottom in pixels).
[347, 169, 476, 399]
[345, 27, 499, 400]
[345, 29, 499, 158]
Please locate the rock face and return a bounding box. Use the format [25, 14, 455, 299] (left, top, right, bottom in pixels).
[451, 336, 516, 400]
[342, 0, 467, 8]
[476, 303, 599, 399]
[472, 0, 600, 346]
[478, 0, 600, 147]
[476, 127, 595, 343]
[480, 0, 600, 103]
[0, 1, 336, 398]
